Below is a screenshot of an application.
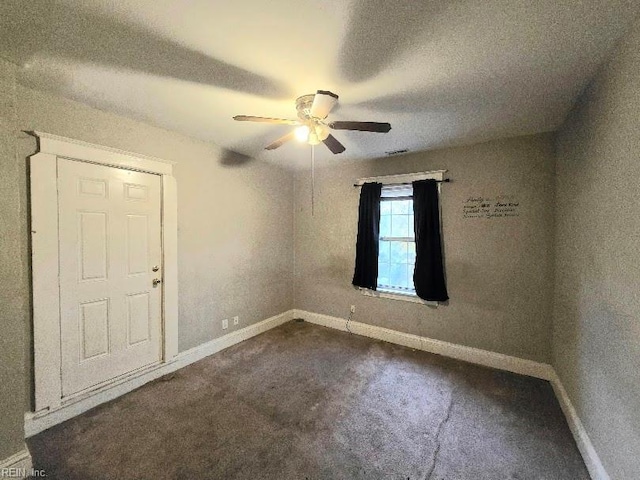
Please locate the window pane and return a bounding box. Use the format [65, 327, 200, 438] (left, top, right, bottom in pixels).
[390, 263, 408, 289]
[390, 241, 408, 264]
[392, 200, 411, 215]
[379, 240, 390, 263]
[408, 242, 416, 264]
[391, 214, 409, 237]
[379, 214, 391, 237]
[377, 196, 417, 293]
[378, 262, 390, 286]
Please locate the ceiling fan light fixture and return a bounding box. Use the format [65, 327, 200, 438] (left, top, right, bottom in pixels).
[309, 90, 339, 120]
[295, 125, 310, 142]
[316, 124, 330, 141]
[308, 131, 321, 145]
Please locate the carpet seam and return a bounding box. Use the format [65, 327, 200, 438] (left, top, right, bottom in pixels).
[423, 388, 456, 480]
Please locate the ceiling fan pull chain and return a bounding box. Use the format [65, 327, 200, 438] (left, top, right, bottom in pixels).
[311, 144, 315, 217]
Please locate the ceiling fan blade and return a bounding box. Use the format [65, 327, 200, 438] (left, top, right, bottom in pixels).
[323, 134, 346, 154]
[233, 115, 300, 126]
[265, 131, 296, 150]
[329, 121, 391, 133]
[310, 90, 339, 119]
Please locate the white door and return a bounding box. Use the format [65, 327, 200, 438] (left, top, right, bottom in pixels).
[58, 158, 163, 396]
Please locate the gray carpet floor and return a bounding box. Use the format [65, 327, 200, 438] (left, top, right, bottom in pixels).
[28, 320, 589, 479]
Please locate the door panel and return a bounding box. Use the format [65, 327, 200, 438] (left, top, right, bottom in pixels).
[126, 292, 151, 346]
[78, 211, 108, 281]
[79, 299, 109, 360]
[58, 158, 162, 397]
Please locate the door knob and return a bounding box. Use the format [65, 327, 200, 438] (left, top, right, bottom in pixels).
[153, 278, 162, 287]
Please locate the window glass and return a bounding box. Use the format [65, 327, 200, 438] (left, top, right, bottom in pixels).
[379, 214, 391, 238]
[390, 263, 409, 289]
[390, 241, 407, 263]
[391, 214, 410, 237]
[378, 191, 416, 294]
[407, 242, 416, 264]
[379, 240, 390, 263]
[378, 262, 390, 287]
[391, 200, 411, 215]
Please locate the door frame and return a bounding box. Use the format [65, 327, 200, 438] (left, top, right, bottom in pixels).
[29, 131, 178, 413]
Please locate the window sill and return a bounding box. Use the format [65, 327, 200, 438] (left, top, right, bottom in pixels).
[359, 288, 438, 306]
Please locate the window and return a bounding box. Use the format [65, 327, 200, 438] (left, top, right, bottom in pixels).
[377, 185, 416, 295]
[353, 170, 447, 304]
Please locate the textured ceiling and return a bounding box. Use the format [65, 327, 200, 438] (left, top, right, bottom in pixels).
[1, 0, 639, 168]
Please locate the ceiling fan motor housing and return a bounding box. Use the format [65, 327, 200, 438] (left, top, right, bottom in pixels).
[295, 94, 316, 120]
[296, 92, 333, 143]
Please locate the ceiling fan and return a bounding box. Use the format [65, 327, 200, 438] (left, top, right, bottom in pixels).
[233, 90, 391, 154]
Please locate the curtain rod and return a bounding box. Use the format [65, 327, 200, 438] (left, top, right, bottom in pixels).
[353, 178, 450, 187]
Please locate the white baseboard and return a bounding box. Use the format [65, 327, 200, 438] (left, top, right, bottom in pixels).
[293, 309, 608, 480]
[548, 371, 610, 480]
[0, 446, 32, 478]
[25, 310, 294, 437]
[293, 309, 554, 380]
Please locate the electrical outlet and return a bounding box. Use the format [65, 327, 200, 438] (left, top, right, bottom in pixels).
[233, 316, 239, 326]
[350, 305, 356, 313]
[222, 318, 228, 330]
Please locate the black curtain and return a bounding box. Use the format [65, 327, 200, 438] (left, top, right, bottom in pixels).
[412, 180, 448, 301]
[352, 182, 382, 290]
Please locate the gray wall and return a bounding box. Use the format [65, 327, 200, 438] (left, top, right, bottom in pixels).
[16, 86, 294, 353]
[0, 60, 29, 461]
[0, 58, 294, 460]
[294, 134, 556, 362]
[553, 17, 640, 479]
